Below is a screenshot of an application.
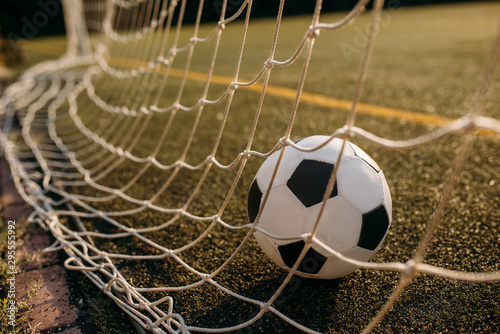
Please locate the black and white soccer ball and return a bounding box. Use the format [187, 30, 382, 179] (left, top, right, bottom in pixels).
[247, 136, 392, 279]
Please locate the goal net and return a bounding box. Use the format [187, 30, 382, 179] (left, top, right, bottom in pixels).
[1, 0, 499, 333]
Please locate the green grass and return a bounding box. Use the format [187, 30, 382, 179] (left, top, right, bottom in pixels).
[5, 2, 500, 333]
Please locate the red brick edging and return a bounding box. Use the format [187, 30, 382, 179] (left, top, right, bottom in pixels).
[1, 157, 81, 333]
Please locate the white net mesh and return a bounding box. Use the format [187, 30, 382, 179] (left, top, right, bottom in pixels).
[1, 0, 499, 333]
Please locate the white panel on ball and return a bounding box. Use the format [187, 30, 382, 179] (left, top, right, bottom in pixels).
[337, 157, 384, 214]
[348, 142, 380, 171]
[304, 197, 362, 253]
[297, 136, 355, 163]
[319, 246, 375, 278]
[258, 186, 306, 241]
[253, 232, 287, 268]
[256, 148, 302, 191]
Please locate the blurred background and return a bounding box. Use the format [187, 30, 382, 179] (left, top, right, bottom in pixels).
[0, 0, 489, 40]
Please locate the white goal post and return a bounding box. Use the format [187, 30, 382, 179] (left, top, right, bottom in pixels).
[1, 0, 500, 333]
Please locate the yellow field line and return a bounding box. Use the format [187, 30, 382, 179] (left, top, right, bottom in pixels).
[19, 43, 497, 136]
[20, 41, 67, 57]
[109, 55, 454, 127]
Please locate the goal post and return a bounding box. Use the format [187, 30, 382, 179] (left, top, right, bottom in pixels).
[62, 0, 92, 57]
[1, 0, 500, 333]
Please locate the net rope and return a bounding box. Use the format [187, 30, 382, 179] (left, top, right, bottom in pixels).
[1, 0, 499, 333]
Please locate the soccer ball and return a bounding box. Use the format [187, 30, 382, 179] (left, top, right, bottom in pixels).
[247, 136, 392, 279]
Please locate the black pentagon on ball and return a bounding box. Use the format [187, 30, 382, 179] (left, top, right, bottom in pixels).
[247, 180, 262, 224]
[278, 240, 327, 275]
[357, 205, 390, 251]
[286, 159, 338, 208]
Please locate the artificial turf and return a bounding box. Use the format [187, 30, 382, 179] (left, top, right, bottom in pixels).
[3, 2, 500, 333]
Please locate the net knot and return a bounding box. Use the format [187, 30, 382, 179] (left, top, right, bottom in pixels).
[156, 56, 169, 65]
[340, 125, 352, 139]
[129, 108, 138, 117]
[242, 150, 251, 158]
[96, 43, 107, 55]
[260, 302, 270, 311]
[145, 319, 154, 329]
[264, 58, 274, 69]
[463, 114, 478, 133]
[403, 260, 418, 278]
[308, 25, 320, 39]
[217, 22, 226, 30]
[229, 82, 238, 90]
[303, 233, 314, 244]
[278, 136, 288, 147]
[140, 106, 151, 115]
